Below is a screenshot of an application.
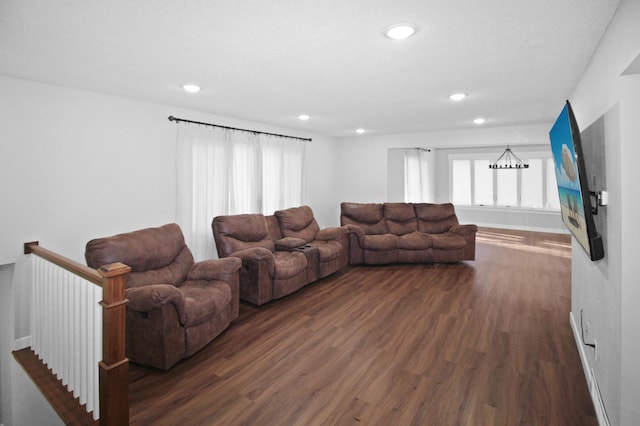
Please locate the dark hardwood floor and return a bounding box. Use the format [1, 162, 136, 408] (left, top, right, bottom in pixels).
[128, 228, 596, 426]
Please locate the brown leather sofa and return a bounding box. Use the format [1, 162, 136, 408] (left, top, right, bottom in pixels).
[85, 223, 241, 370]
[212, 205, 348, 305]
[340, 202, 477, 265]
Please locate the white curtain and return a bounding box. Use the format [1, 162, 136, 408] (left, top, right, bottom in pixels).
[176, 122, 306, 260]
[261, 134, 307, 214]
[404, 148, 431, 202]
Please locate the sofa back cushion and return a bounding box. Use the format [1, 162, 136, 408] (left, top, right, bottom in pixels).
[415, 203, 460, 234]
[340, 202, 387, 235]
[275, 205, 319, 243]
[384, 203, 417, 235]
[85, 223, 193, 288]
[212, 214, 275, 257]
[265, 215, 283, 241]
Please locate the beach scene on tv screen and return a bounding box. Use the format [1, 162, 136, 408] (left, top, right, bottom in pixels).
[550, 105, 591, 256]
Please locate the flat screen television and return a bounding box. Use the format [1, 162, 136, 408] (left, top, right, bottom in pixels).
[549, 100, 604, 261]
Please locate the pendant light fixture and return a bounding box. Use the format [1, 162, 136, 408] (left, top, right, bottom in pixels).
[489, 145, 529, 169]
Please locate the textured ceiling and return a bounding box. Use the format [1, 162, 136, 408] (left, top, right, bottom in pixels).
[0, 0, 620, 138]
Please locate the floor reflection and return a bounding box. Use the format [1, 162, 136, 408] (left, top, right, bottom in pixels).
[476, 228, 571, 259]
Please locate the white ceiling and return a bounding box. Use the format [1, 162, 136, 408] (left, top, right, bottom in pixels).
[0, 0, 620, 138]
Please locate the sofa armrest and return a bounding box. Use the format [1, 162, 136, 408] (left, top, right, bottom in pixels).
[228, 247, 276, 305]
[230, 247, 275, 261]
[449, 224, 478, 236]
[345, 224, 366, 246]
[126, 284, 187, 324]
[229, 247, 276, 276]
[316, 226, 349, 241]
[449, 224, 477, 260]
[275, 237, 307, 251]
[188, 257, 242, 283]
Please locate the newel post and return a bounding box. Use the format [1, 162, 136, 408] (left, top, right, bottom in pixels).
[97, 262, 131, 426]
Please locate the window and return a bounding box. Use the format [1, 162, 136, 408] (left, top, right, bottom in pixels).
[546, 158, 561, 210]
[451, 159, 471, 205]
[496, 168, 518, 206]
[473, 159, 493, 205]
[521, 159, 543, 208]
[450, 151, 559, 211]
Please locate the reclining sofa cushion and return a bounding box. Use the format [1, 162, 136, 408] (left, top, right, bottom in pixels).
[213, 214, 276, 257]
[272, 251, 308, 279]
[340, 202, 390, 264]
[396, 232, 433, 263]
[362, 234, 398, 264]
[275, 205, 320, 243]
[180, 280, 232, 327]
[414, 203, 460, 234]
[384, 203, 432, 263]
[397, 232, 432, 250]
[362, 234, 397, 251]
[86, 223, 193, 289]
[340, 202, 387, 235]
[384, 203, 418, 235]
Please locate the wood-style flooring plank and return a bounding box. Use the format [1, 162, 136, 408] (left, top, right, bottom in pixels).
[129, 228, 596, 426]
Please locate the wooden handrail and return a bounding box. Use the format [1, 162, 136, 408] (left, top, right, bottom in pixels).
[24, 241, 131, 425]
[24, 241, 102, 285]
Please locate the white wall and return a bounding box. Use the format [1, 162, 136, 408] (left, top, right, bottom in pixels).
[0, 75, 338, 265]
[619, 72, 640, 426]
[0, 265, 13, 426]
[0, 77, 174, 265]
[386, 148, 406, 202]
[568, 0, 640, 424]
[304, 132, 340, 228]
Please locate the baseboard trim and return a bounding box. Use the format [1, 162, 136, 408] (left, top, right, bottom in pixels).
[569, 312, 610, 426]
[13, 336, 31, 351]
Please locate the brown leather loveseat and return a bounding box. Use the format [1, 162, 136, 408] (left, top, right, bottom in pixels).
[85, 223, 241, 370]
[212, 205, 348, 305]
[340, 202, 477, 265]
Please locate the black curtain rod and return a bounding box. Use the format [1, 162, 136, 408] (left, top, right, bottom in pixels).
[168, 115, 312, 142]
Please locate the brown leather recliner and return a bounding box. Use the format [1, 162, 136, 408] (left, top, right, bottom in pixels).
[212, 214, 308, 306]
[274, 205, 348, 279]
[85, 223, 241, 370]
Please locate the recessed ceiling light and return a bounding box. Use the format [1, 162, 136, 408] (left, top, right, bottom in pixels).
[449, 93, 467, 101]
[298, 114, 310, 121]
[356, 128, 365, 134]
[182, 84, 201, 93]
[385, 24, 417, 40]
[473, 118, 486, 125]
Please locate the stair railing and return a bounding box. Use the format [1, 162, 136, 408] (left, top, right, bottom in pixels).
[23, 241, 130, 425]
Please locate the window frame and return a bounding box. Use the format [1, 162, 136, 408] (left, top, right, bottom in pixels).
[448, 151, 560, 211]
